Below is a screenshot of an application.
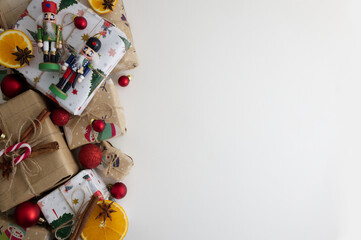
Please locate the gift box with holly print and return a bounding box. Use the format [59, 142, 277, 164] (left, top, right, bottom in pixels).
[13, 0, 131, 115]
[37, 169, 110, 240]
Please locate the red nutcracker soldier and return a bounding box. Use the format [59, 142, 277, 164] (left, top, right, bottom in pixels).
[49, 37, 101, 100]
[37, 0, 62, 72]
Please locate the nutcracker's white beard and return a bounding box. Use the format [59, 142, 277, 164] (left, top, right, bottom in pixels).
[44, 22, 56, 39]
[73, 54, 87, 70]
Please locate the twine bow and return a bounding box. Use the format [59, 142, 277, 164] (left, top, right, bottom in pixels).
[0, 109, 59, 195]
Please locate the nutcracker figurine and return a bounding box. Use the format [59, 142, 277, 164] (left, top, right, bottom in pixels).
[37, 0, 62, 72]
[49, 37, 102, 100]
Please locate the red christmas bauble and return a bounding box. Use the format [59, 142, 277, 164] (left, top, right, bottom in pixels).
[111, 182, 127, 199]
[51, 108, 70, 126]
[74, 16, 87, 30]
[118, 75, 131, 87]
[92, 120, 106, 132]
[79, 144, 103, 169]
[1, 74, 27, 99]
[15, 202, 41, 228]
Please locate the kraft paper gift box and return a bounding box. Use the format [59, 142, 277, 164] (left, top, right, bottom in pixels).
[0, 214, 51, 240]
[37, 169, 110, 240]
[0, 90, 79, 212]
[95, 141, 133, 183]
[78, 0, 139, 72]
[64, 79, 126, 150]
[13, 0, 130, 115]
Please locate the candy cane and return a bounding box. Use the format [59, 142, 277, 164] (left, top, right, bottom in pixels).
[0, 142, 32, 165]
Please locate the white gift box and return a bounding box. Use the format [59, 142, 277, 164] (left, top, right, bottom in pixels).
[37, 169, 110, 239]
[14, 0, 130, 115]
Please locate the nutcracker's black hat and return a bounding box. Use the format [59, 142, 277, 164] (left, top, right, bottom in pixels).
[86, 37, 102, 52]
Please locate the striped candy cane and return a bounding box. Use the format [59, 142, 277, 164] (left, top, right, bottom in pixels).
[0, 142, 32, 165]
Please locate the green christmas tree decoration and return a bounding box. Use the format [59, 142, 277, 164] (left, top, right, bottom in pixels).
[119, 36, 131, 51]
[58, 0, 77, 13]
[88, 69, 105, 97]
[27, 29, 38, 42]
[50, 212, 74, 240]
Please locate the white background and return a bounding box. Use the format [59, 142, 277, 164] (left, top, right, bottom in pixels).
[112, 0, 361, 239]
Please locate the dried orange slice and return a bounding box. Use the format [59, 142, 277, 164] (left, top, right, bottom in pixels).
[88, 0, 118, 14]
[81, 200, 128, 240]
[0, 30, 34, 68]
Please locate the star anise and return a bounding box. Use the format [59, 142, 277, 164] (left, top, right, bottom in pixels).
[12, 46, 34, 66]
[0, 157, 13, 179]
[102, 0, 115, 11]
[95, 201, 117, 222]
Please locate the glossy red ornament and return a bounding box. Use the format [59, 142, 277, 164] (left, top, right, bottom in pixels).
[111, 182, 127, 199]
[92, 119, 105, 132]
[79, 144, 102, 169]
[118, 75, 131, 87]
[1, 74, 27, 98]
[74, 16, 87, 30]
[51, 108, 70, 126]
[15, 202, 41, 228]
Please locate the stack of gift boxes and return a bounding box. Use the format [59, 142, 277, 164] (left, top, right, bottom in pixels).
[0, 0, 136, 239]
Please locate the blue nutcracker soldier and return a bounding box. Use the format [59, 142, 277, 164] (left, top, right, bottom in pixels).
[49, 37, 102, 100]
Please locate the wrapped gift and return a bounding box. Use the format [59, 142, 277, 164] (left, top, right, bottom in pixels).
[78, 0, 139, 72]
[95, 141, 133, 183]
[0, 0, 29, 29]
[37, 169, 110, 240]
[0, 214, 51, 240]
[0, 90, 78, 212]
[64, 79, 126, 150]
[13, 0, 130, 115]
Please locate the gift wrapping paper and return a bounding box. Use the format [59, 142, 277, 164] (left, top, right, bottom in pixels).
[0, 0, 138, 72]
[96, 141, 133, 183]
[0, 214, 51, 240]
[0, 90, 78, 212]
[37, 169, 110, 240]
[64, 78, 126, 150]
[78, 0, 138, 72]
[13, 0, 130, 115]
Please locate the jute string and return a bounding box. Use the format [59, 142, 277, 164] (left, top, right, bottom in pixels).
[53, 188, 88, 240]
[0, 119, 63, 195]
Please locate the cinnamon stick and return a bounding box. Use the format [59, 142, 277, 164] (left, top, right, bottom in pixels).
[70, 195, 100, 240]
[20, 109, 51, 142]
[29, 141, 59, 158]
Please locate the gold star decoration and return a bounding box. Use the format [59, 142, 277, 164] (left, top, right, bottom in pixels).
[81, 33, 90, 42]
[102, 0, 115, 11]
[72, 198, 79, 205]
[12, 46, 34, 66]
[33, 77, 40, 88]
[95, 201, 117, 222]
